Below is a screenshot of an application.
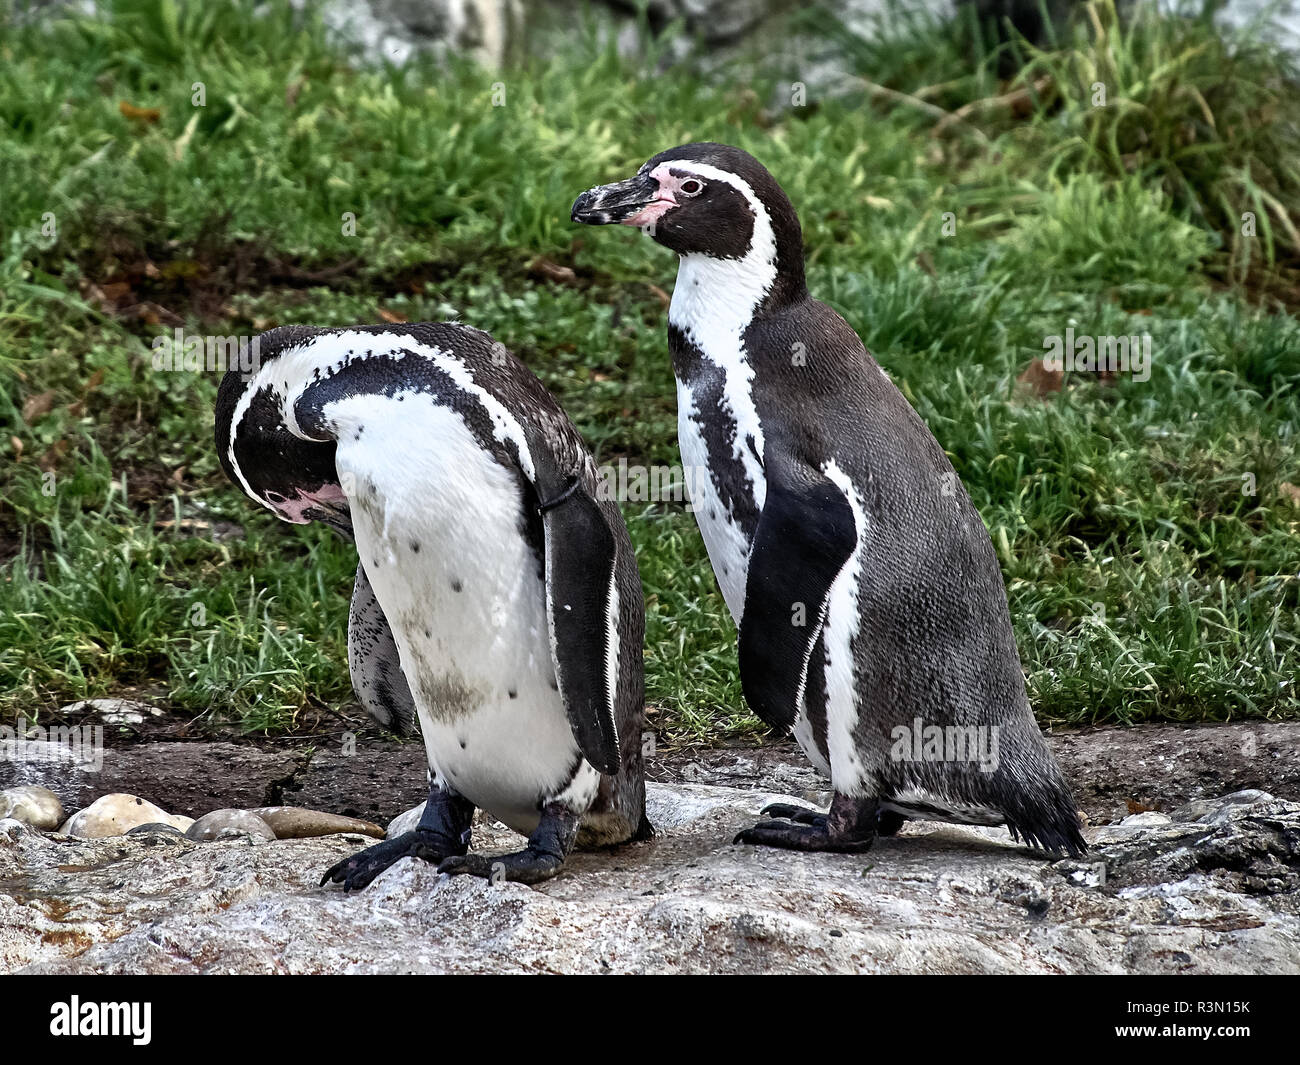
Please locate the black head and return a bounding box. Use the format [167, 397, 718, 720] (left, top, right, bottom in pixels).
[214, 328, 352, 534]
[571, 142, 806, 305]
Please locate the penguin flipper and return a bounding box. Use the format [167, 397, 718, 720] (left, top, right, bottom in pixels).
[537, 468, 622, 776]
[347, 562, 418, 736]
[739, 446, 857, 732]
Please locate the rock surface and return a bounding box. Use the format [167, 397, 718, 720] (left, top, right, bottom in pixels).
[60, 698, 162, 726]
[386, 803, 425, 837]
[3, 785, 1297, 974]
[0, 786, 63, 830]
[127, 823, 188, 838]
[3, 724, 1297, 972]
[307, 0, 1300, 81]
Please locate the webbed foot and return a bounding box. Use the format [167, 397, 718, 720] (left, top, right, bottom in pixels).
[321, 782, 474, 892]
[437, 847, 566, 885]
[321, 829, 453, 892]
[734, 794, 879, 854]
[438, 801, 579, 886]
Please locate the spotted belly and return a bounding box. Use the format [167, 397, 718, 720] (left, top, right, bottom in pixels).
[332, 393, 601, 834]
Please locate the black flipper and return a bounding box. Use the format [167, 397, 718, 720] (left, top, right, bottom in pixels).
[347, 563, 418, 736]
[738, 444, 858, 732]
[537, 461, 623, 776]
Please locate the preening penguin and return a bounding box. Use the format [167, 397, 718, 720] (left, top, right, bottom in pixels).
[215, 322, 651, 887]
[573, 143, 1086, 858]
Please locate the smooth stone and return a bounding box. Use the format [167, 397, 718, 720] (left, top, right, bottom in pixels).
[0, 786, 64, 830]
[1119, 811, 1173, 827]
[59, 794, 195, 838]
[59, 698, 162, 726]
[386, 802, 426, 838]
[1215, 788, 1274, 807]
[186, 810, 275, 842]
[251, 806, 385, 840]
[1170, 788, 1275, 823]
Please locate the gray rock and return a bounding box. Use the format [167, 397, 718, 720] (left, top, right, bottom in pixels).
[3, 785, 1298, 974]
[60, 698, 161, 726]
[1170, 788, 1274, 823]
[0, 786, 63, 830]
[186, 810, 276, 842]
[309, 0, 523, 68]
[1119, 811, 1172, 827]
[386, 802, 425, 838]
[0, 817, 36, 844]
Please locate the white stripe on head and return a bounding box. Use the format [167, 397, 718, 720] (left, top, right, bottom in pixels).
[657, 160, 778, 338]
[223, 329, 537, 515]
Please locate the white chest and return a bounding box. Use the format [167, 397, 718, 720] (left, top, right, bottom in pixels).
[326, 392, 597, 831]
[669, 254, 773, 626]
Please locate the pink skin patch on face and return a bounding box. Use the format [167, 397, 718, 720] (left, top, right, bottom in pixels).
[619, 164, 696, 228]
[273, 483, 348, 524]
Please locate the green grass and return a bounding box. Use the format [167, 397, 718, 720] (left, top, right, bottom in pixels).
[1, 0, 1297, 742]
[814, 0, 1300, 279]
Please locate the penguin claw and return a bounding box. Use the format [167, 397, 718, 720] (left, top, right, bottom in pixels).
[437, 849, 565, 886]
[734, 795, 881, 853]
[733, 821, 876, 853]
[435, 853, 497, 880]
[320, 831, 453, 892]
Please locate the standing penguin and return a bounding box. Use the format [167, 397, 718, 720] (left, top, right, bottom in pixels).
[573, 143, 1085, 857]
[215, 323, 651, 887]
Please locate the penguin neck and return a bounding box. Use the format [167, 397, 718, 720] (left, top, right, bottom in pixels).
[667, 232, 807, 375]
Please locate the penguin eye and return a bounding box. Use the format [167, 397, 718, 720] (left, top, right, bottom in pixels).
[679, 179, 703, 196]
[265, 491, 288, 504]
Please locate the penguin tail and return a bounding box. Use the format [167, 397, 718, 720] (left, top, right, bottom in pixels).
[987, 714, 1089, 858]
[1004, 785, 1088, 859]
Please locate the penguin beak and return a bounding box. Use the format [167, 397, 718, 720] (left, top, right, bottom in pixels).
[571, 172, 669, 226]
[303, 500, 353, 538]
